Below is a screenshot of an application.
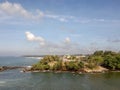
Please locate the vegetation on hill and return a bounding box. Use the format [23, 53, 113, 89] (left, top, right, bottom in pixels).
[31, 51, 120, 72]
[87, 51, 120, 70]
[31, 55, 84, 71]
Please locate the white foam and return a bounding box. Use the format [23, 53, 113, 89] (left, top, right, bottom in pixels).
[0, 81, 6, 84]
[0, 81, 6, 86]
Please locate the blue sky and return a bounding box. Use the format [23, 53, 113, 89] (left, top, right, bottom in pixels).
[0, 0, 120, 56]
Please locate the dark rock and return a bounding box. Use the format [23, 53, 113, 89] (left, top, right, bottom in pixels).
[0, 67, 4, 71]
[0, 66, 25, 72]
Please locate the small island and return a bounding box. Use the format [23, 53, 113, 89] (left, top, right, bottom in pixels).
[25, 50, 120, 73]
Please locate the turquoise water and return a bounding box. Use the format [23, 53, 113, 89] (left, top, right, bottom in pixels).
[0, 57, 120, 90]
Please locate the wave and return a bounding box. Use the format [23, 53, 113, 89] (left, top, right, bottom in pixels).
[0, 81, 6, 84]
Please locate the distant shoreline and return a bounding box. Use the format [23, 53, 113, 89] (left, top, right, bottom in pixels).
[1, 65, 120, 74]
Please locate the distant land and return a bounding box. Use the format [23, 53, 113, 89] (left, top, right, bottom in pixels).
[23, 54, 87, 57]
[23, 55, 46, 57]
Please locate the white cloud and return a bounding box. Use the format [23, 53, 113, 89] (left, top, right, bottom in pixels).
[25, 32, 86, 54]
[25, 31, 45, 46]
[1, 1, 120, 25]
[45, 14, 68, 22]
[0, 1, 72, 22]
[25, 32, 112, 55]
[74, 19, 104, 24]
[1, 1, 119, 24]
[64, 37, 71, 43]
[45, 14, 59, 19]
[0, 1, 33, 18]
[0, 1, 46, 20]
[35, 9, 44, 19]
[59, 18, 68, 22]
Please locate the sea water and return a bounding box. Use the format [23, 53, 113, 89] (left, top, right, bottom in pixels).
[0, 57, 120, 90]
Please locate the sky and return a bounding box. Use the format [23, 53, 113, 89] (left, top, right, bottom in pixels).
[0, 0, 120, 56]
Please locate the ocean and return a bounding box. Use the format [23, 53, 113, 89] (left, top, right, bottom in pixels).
[0, 57, 120, 90]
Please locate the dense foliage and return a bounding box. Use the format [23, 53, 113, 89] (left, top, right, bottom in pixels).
[65, 61, 84, 71]
[31, 51, 120, 71]
[31, 55, 60, 70]
[87, 51, 120, 70]
[31, 55, 84, 71]
[52, 60, 62, 70]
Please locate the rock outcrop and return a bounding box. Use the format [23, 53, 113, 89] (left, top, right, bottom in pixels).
[0, 66, 25, 71]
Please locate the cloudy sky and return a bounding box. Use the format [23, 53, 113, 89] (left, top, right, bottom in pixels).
[0, 0, 120, 56]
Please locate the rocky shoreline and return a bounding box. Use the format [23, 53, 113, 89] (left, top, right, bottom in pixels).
[1, 65, 120, 74]
[0, 66, 26, 71]
[22, 66, 109, 74]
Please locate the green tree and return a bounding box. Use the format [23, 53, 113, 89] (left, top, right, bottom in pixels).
[65, 61, 79, 71]
[93, 51, 104, 56]
[88, 56, 103, 65]
[104, 51, 116, 56]
[40, 55, 60, 65]
[77, 61, 84, 68]
[87, 55, 103, 69]
[31, 63, 50, 70]
[103, 55, 117, 70]
[52, 61, 62, 70]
